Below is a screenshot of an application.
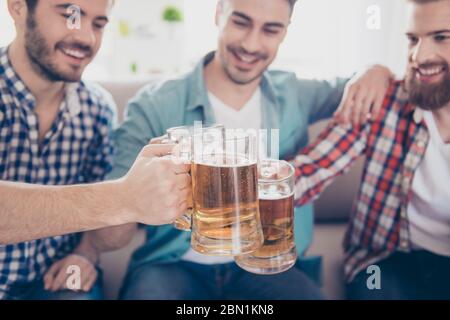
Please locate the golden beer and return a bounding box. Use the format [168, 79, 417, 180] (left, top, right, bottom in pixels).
[251, 193, 295, 259]
[235, 160, 297, 274]
[191, 155, 263, 255]
[166, 124, 225, 231]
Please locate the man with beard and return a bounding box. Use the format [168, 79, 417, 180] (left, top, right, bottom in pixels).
[291, 0, 450, 300]
[0, 0, 192, 299]
[105, 0, 394, 299]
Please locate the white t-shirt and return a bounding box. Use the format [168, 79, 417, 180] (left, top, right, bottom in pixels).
[181, 88, 263, 265]
[208, 88, 262, 130]
[408, 111, 450, 256]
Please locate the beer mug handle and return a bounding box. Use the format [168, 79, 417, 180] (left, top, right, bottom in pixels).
[173, 182, 193, 231]
[173, 212, 192, 231]
[173, 140, 193, 231]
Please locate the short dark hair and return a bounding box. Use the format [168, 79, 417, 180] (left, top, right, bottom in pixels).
[25, 0, 39, 13]
[25, 0, 115, 15]
[288, 0, 298, 10]
[219, 0, 298, 14]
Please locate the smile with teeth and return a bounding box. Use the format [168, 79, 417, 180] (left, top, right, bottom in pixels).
[417, 66, 445, 77]
[234, 51, 259, 64]
[61, 48, 87, 59]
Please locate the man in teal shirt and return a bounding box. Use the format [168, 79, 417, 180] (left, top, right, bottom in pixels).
[106, 0, 393, 299]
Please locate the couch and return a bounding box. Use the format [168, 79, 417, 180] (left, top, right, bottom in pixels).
[98, 80, 365, 300]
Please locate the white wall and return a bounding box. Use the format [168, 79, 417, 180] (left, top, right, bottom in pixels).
[0, 0, 15, 47]
[183, 0, 409, 79]
[85, 0, 185, 80]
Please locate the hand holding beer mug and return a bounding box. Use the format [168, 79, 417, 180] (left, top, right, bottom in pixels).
[153, 124, 224, 231]
[234, 159, 297, 274]
[190, 130, 264, 256]
[165, 126, 194, 230]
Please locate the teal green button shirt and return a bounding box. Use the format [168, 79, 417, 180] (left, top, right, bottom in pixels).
[108, 53, 348, 280]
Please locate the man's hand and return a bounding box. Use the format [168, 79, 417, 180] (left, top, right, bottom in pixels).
[149, 135, 169, 145]
[44, 233, 100, 292]
[43, 254, 98, 292]
[117, 144, 192, 226]
[335, 65, 395, 127]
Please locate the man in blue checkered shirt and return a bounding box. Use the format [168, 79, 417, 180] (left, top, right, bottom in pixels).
[0, 0, 116, 299]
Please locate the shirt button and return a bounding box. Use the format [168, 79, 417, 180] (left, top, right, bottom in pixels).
[401, 241, 409, 248]
[414, 109, 424, 123]
[417, 140, 426, 148]
[402, 180, 410, 190]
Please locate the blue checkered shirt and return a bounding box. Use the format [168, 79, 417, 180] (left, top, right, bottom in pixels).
[0, 46, 115, 299]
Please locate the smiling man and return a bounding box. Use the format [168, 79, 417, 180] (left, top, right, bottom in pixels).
[105, 0, 394, 300]
[0, 0, 116, 300]
[1, 0, 194, 300]
[291, 0, 450, 300]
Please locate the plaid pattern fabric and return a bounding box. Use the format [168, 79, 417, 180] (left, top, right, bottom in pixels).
[0, 47, 115, 299]
[292, 80, 430, 282]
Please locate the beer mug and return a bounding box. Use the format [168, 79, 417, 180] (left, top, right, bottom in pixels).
[164, 124, 224, 231]
[234, 159, 297, 274]
[190, 130, 264, 256]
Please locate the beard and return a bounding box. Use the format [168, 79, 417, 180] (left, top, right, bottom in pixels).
[221, 45, 270, 85]
[25, 13, 91, 82]
[406, 62, 450, 111]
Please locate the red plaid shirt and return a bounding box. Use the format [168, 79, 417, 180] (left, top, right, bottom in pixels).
[292, 81, 432, 282]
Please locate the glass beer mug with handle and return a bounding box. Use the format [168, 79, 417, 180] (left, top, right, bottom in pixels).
[164, 124, 225, 231]
[234, 159, 297, 274]
[190, 130, 264, 256]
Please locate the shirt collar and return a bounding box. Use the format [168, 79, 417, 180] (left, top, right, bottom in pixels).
[186, 51, 214, 112]
[0, 46, 36, 107]
[260, 71, 280, 110]
[64, 82, 82, 117]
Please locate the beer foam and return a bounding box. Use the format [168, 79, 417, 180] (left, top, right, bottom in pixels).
[194, 153, 256, 167]
[259, 185, 294, 200]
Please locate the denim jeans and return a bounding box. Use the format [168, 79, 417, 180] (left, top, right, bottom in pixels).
[346, 250, 450, 300]
[120, 261, 324, 300]
[6, 275, 103, 300]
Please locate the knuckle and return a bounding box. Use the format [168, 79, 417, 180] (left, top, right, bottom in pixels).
[140, 144, 154, 157]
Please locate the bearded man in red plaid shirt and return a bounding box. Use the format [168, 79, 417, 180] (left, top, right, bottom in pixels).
[292, 0, 450, 299]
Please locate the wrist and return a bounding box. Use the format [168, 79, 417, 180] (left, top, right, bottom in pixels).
[97, 179, 136, 227]
[73, 236, 100, 266]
